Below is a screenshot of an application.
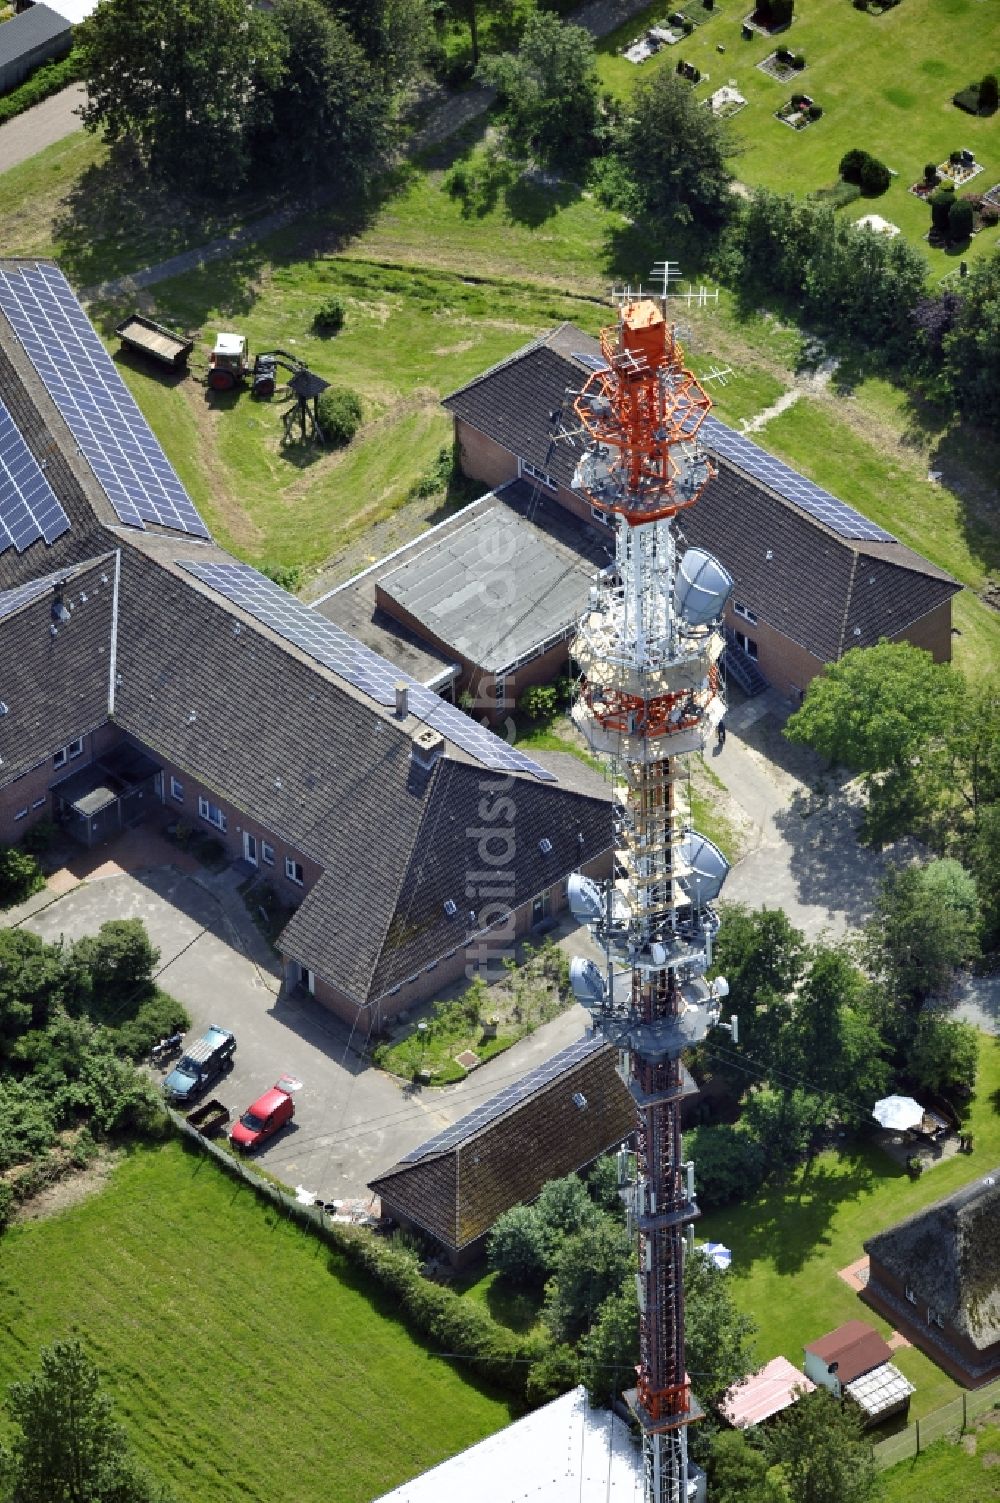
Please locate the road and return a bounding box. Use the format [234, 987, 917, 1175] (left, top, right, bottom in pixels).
[0, 84, 85, 176]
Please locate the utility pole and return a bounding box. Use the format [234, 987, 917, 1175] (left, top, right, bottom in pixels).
[566, 286, 737, 1503]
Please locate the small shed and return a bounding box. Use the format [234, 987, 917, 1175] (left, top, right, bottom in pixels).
[721, 1355, 815, 1428]
[803, 1321, 893, 1398]
[0, 3, 71, 94]
[843, 1363, 915, 1428]
[52, 743, 162, 847]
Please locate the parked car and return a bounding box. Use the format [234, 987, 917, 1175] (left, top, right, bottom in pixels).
[229, 1079, 297, 1151]
[162, 1026, 236, 1103]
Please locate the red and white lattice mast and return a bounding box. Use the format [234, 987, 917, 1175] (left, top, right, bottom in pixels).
[566, 291, 737, 1503]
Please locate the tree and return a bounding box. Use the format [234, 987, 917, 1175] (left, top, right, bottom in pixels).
[480, 11, 599, 168]
[487, 1203, 549, 1285]
[868, 859, 980, 1011]
[0, 1337, 172, 1503]
[710, 904, 805, 1068]
[709, 1430, 785, 1503]
[0, 846, 44, 910]
[331, 0, 431, 85]
[767, 1385, 882, 1503]
[684, 1248, 757, 1416]
[740, 1086, 828, 1175]
[0, 930, 77, 1057]
[73, 919, 159, 1015]
[580, 1280, 639, 1402]
[779, 946, 888, 1119]
[948, 197, 974, 244]
[78, 0, 283, 191]
[614, 69, 734, 229]
[543, 1217, 631, 1343]
[907, 1012, 979, 1098]
[534, 1173, 598, 1253]
[940, 247, 1000, 430]
[682, 1122, 764, 1211]
[256, 0, 390, 186]
[785, 642, 961, 776]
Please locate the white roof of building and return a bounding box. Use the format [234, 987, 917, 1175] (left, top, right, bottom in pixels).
[855, 214, 901, 237]
[721, 1355, 815, 1428]
[45, 0, 100, 21]
[844, 1362, 915, 1417]
[373, 1386, 643, 1502]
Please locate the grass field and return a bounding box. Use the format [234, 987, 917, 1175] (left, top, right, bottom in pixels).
[699, 1031, 1000, 1423]
[596, 0, 1000, 267]
[0, 1140, 513, 1503]
[882, 1423, 1000, 1500]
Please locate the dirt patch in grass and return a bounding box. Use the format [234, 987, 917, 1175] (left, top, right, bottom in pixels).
[12, 1148, 123, 1224]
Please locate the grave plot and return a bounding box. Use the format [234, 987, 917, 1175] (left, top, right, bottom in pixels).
[776, 92, 820, 129]
[937, 150, 984, 186]
[758, 46, 806, 82]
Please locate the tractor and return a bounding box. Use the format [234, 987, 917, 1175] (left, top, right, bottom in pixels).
[208, 334, 318, 403]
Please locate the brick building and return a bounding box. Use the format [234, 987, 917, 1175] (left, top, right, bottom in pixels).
[0, 259, 612, 1034]
[442, 325, 961, 702]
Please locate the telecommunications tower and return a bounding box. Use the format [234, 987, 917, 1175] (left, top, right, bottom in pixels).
[565, 288, 737, 1503]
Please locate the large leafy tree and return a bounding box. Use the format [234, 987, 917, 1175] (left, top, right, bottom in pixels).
[78, 0, 283, 190]
[941, 247, 1000, 430]
[0, 1338, 172, 1503]
[767, 1385, 882, 1503]
[615, 69, 735, 228]
[684, 1248, 758, 1417]
[709, 1430, 785, 1503]
[907, 1013, 979, 1098]
[481, 11, 599, 168]
[709, 903, 806, 1070]
[543, 1217, 631, 1343]
[867, 858, 980, 1011]
[778, 946, 888, 1117]
[331, 0, 431, 84]
[257, 0, 390, 185]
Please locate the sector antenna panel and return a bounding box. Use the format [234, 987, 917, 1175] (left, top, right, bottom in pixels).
[0, 396, 70, 556]
[0, 263, 210, 540]
[181, 561, 556, 781]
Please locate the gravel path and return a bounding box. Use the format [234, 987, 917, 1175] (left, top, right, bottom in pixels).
[0, 83, 85, 176]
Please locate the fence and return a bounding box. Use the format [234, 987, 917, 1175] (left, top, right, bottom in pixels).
[871, 1377, 1000, 1471]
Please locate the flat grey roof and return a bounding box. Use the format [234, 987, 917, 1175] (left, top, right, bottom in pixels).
[378, 492, 600, 672]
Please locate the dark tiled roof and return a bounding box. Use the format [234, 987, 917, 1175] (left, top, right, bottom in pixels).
[865, 1171, 1000, 1350]
[444, 325, 960, 660]
[370, 1036, 634, 1251]
[0, 3, 69, 67]
[0, 556, 114, 780]
[805, 1322, 893, 1383]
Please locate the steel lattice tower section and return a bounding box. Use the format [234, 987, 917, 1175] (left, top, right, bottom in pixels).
[566, 296, 737, 1503]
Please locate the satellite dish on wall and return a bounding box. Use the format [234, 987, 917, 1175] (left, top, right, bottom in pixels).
[675, 548, 733, 628]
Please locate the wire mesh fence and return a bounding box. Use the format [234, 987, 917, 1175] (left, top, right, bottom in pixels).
[871, 1377, 1000, 1471]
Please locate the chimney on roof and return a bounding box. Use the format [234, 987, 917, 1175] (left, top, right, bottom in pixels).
[395, 681, 409, 718]
[411, 725, 444, 771]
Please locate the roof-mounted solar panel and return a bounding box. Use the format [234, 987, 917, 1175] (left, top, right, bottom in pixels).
[701, 415, 894, 543]
[0, 264, 210, 540]
[0, 398, 70, 556]
[181, 561, 557, 781]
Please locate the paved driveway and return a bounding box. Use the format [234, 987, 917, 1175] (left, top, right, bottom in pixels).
[0, 84, 85, 176]
[16, 865, 595, 1200]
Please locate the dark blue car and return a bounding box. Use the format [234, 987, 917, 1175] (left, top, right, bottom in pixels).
[163, 1025, 236, 1103]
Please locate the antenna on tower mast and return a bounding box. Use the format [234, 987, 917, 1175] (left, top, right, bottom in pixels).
[565, 274, 738, 1503]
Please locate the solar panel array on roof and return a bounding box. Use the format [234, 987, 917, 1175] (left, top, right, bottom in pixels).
[0, 396, 69, 555]
[699, 415, 895, 542]
[401, 1033, 605, 1162]
[572, 352, 610, 372]
[181, 560, 557, 781]
[0, 263, 210, 540]
[0, 573, 60, 622]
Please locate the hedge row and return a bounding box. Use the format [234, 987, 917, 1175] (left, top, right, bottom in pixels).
[0, 50, 83, 129]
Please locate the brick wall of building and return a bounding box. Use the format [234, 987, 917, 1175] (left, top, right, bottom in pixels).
[891, 599, 953, 663]
[862, 1258, 1000, 1387]
[722, 605, 825, 703]
[0, 721, 115, 847]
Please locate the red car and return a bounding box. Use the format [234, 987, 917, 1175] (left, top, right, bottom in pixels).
[230, 1079, 297, 1150]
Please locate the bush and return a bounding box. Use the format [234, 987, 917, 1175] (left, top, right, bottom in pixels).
[859, 155, 890, 194]
[950, 149, 963, 164]
[488, 1204, 550, 1285]
[0, 1179, 14, 1232]
[791, 52, 806, 69]
[807, 104, 822, 120]
[931, 182, 956, 234]
[73, 919, 159, 1015]
[924, 162, 939, 185]
[526, 1344, 579, 1406]
[684, 1123, 766, 1209]
[0, 50, 82, 127]
[316, 386, 363, 446]
[19, 818, 57, 857]
[111, 990, 190, 1062]
[519, 683, 558, 720]
[261, 561, 302, 593]
[948, 197, 975, 242]
[838, 148, 868, 184]
[0, 846, 45, 910]
[313, 296, 345, 334]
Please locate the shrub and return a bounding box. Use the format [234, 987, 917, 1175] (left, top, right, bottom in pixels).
[445, 163, 471, 201]
[112, 990, 190, 1061]
[839, 148, 868, 184]
[73, 919, 159, 1014]
[683, 1123, 765, 1209]
[488, 1205, 551, 1285]
[948, 197, 975, 243]
[0, 1179, 14, 1231]
[682, 18, 695, 33]
[0, 847, 45, 910]
[312, 296, 345, 334]
[519, 683, 558, 720]
[859, 155, 891, 194]
[526, 1344, 579, 1406]
[261, 561, 302, 593]
[924, 162, 939, 184]
[316, 386, 363, 446]
[791, 52, 806, 69]
[950, 149, 963, 164]
[807, 104, 822, 120]
[0, 50, 82, 128]
[931, 182, 957, 233]
[19, 818, 56, 857]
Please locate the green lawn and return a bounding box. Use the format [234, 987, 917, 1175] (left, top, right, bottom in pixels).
[699, 1032, 1000, 1423]
[881, 1424, 1000, 1501]
[0, 1140, 513, 1503]
[596, 0, 1000, 266]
